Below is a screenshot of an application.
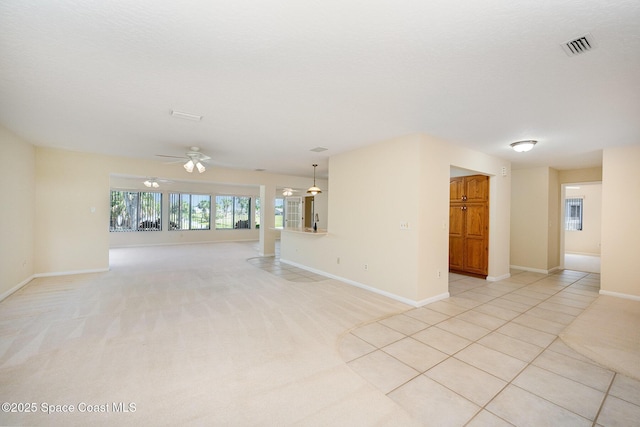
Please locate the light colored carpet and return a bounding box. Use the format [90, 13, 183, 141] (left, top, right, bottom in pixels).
[560, 295, 640, 381]
[0, 242, 419, 426]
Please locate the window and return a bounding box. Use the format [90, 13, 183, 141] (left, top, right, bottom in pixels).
[169, 193, 211, 230]
[215, 195, 252, 229]
[110, 191, 162, 232]
[274, 197, 284, 229]
[254, 197, 261, 229]
[565, 197, 583, 231]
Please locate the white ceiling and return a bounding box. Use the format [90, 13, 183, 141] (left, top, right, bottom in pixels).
[1, 0, 639, 179]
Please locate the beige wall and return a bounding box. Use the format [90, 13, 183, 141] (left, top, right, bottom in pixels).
[511, 167, 552, 271]
[558, 167, 603, 184]
[281, 133, 511, 306]
[601, 145, 640, 298]
[547, 168, 560, 269]
[564, 184, 602, 255]
[0, 128, 35, 299]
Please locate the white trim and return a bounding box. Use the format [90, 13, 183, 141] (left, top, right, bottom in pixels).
[34, 268, 109, 278]
[414, 292, 451, 307]
[510, 265, 561, 275]
[487, 273, 511, 282]
[0, 275, 35, 302]
[109, 239, 260, 249]
[565, 251, 601, 257]
[599, 290, 640, 302]
[280, 258, 446, 307]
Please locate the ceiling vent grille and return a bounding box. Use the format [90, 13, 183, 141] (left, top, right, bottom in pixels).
[561, 33, 597, 56]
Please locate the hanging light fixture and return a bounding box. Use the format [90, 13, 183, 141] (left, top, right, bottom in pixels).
[306, 164, 322, 195]
[183, 158, 206, 173]
[510, 140, 537, 152]
[144, 179, 160, 188]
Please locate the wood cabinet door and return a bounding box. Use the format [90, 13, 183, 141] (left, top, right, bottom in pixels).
[463, 203, 488, 275]
[449, 205, 465, 270]
[449, 175, 489, 277]
[463, 175, 489, 202]
[450, 177, 464, 202]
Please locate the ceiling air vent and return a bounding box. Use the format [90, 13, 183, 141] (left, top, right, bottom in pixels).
[561, 33, 597, 57]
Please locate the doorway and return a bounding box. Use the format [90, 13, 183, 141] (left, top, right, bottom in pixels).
[304, 196, 314, 228]
[561, 182, 602, 273]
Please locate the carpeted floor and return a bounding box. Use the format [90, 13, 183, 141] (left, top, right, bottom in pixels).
[0, 243, 418, 426]
[560, 295, 640, 381]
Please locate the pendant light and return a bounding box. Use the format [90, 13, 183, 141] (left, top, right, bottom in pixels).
[306, 164, 322, 195]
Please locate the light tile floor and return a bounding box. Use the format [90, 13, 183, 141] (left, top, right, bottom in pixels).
[247, 256, 327, 282]
[339, 269, 640, 426]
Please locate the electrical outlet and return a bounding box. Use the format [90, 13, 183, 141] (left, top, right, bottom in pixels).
[364, 264, 368, 271]
[437, 270, 441, 278]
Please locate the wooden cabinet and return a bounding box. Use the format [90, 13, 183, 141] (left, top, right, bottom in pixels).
[449, 175, 489, 277]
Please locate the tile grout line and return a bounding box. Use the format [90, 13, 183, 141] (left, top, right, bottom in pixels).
[345, 270, 609, 425]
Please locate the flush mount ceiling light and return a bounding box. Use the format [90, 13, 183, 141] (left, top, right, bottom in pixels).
[144, 179, 160, 188]
[283, 188, 293, 197]
[170, 110, 203, 121]
[510, 140, 537, 152]
[306, 164, 322, 195]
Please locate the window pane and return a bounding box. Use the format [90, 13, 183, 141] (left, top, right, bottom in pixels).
[170, 193, 211, 231]
[565, 197, 583, 231]
[234, 196, 250, 228]
[190, 194, 211, 230]
[139, 192, 162, 230]
[110, 191, 161, 232]
[216, 195, 234, 229]
[254, 197, 260, 229]
[274, 198, 284, 229]
[169, 193, 181, 230]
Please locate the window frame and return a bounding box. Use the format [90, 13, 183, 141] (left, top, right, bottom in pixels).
[215, 195, 253, 230]
[565, 197, 584, 231]
[274, 197, 285, 229]
[169, 193, 211, 231]
[110, 190, 163, 232]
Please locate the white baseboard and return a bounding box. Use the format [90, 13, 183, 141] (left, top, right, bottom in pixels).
[280, 258, 447, 307]
[599, 290, 640, 302]
[414, 292, 451, 307]
[565, 251, 600, 257]
[34, 268, 109, 278]
[510, 265, 561, 275]
[487, 273, 511, 282]
[0, 275, 35, 302]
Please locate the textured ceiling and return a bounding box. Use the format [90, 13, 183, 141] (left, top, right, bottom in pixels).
[1, 0, 639, 178]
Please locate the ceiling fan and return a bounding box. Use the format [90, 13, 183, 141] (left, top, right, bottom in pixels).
[156, 146, 211, 173]
[143, 177, 173, 188]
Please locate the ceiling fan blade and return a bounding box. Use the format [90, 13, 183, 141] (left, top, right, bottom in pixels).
[156, 154, 187, 159]
[162, 159, 186, 165]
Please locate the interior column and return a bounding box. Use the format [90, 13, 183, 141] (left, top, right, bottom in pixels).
[258, 184, 276, 256]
